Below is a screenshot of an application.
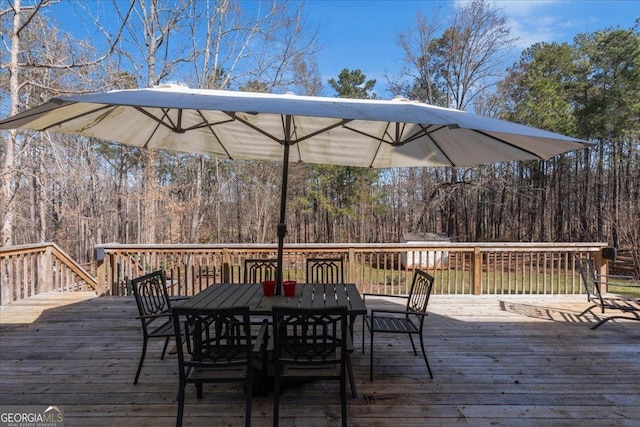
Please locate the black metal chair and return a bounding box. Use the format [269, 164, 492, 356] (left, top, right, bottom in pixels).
[363, 269, 435, 381]
[244, 259, 278, 284]
[131, 270, 186, 385]
[306, 257, 344, 284]
[574, 255, 640, 329]
[271, 306, 350, 427]
[172, 305, 256, 427]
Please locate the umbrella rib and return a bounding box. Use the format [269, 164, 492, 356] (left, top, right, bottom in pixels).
[342, 124, 394, 145]
[141, 118, 164, 149]
[342, 122, 413, 167]
[135, 107, 236, 134]
[420, 124, 458, 167]
[134, 107, 182, 132]
[366, 122, 392, 168]
[40, 104, 115, 131]
[187, 115, 235, 131]
[284, 116, 352, 163]
[420, 125, 457, 168]
[291, 119, 352, 144]
[472, 129, 544, 159]
[197, 110, 234, 159]
[343, 122, 432, 146]
[0, 99, 73, 127]
[225, 112, 352, 146]
[225, 111, 282, 144]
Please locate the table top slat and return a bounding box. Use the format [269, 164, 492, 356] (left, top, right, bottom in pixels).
[180, 283, 366, 316]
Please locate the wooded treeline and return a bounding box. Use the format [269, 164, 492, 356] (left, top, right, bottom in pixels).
[1, 1, 638, 268]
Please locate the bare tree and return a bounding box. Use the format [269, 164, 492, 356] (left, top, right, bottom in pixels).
[108, 0, 194, 243]
[392, 0, 515, 110]
[436, 0, 516, 110]
[1, 0, 130, 247]
[392, 8, 444, 104]
[387, 0, 517, 240]
[179, 0, 319, 244]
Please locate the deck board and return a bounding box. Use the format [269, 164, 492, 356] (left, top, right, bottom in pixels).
[1, 292, 639, 426]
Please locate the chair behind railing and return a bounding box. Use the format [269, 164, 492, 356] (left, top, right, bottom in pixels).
[306, 257, 344, 284]
[243, 259, 278, 284]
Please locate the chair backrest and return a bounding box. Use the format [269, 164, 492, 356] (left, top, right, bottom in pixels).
[272, 306, 348, 366]
[306, 258, 344, 284]
[406, 269, 435, 316]
[172, 306, 252, 370]
[131, 270, 172, 320]
[574, 255, 603, 302]
[243, 259, 278, 284]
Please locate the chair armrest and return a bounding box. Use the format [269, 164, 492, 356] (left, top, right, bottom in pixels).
[594, 278, 640, 293]
[370, 308, 427, 318]
[136, 313, 171, 320]
[593, 279, 607, 287]
[595, 274, 640, 286]
[363, 293, 409, 303]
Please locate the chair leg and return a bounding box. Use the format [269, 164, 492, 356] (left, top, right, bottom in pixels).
[160, 336, 170, 359]
[419, 332, 433, 379]
[346, 351, 356, 397]
[408, 334, 418, 355]
[196, 383, 203, 399]
[362, 318, 366, 354]
[134, 337, 149, 385]
[592, 316, 640, 330]
[369, 329, 374, 381]
[340, 361, 347, 427]
[176, 384, 185, 427]
[245, 375, 252, 427]
[273, 371, 280, 427]
[349, 314, 357, 341]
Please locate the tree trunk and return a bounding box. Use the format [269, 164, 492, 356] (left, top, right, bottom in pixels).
[1, 0, 22, 246]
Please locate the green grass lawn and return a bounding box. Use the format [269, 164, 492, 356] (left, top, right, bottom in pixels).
[219, 263, 639, 297]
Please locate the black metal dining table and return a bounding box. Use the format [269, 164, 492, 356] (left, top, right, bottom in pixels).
[177, 282, 367, 321]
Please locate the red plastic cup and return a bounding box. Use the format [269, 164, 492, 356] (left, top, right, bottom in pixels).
[283, 280, 297, 297]
[262, 280, 276, 297]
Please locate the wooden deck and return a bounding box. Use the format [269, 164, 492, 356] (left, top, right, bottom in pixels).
[1, 291, 639, 426]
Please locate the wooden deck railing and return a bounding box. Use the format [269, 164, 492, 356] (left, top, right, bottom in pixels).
[0, 242, 98, 305]
[1, 241, 614, 304]
[94, 242, 611, 297]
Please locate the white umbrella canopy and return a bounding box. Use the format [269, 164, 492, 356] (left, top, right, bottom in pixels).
[0, 85, 592, 291]
[0, 85, 589, 167]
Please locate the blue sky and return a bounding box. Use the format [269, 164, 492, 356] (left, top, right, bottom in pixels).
[39, 0, 638, 98]
[304, 0, 639, 96]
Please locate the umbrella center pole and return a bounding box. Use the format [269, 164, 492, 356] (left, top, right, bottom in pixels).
[276, 126, 292, 295]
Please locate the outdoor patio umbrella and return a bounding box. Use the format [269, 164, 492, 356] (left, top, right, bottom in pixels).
[0, 85, 591, 292]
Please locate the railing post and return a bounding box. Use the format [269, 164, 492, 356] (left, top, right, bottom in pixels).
[0, 255, 10, 305]
[347, 247, 355, 283]
[594, 251, 608, 293]
[222, 249, 231, 283]
[95, 247, 106, 296]
[96, 260, 106, 296]
[44, 245, 53, 293]
[473, 247, 482, 295]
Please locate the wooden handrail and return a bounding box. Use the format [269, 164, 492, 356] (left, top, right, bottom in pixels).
[2, 241, 616, 303]
[94, 242, 611, 297]
[1, 243, 99, 304]
[48, 243, 98, 290]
